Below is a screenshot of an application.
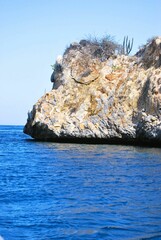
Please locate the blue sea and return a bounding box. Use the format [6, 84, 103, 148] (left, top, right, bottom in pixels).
[0, 125, 161, 240]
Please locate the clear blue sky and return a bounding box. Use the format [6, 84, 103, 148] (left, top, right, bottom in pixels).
[0, 0, 161, 125]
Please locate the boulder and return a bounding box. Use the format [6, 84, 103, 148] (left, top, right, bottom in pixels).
[24, 37, 161, 146]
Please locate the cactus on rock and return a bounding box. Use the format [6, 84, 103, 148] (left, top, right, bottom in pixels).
[122, 36, 134, 55]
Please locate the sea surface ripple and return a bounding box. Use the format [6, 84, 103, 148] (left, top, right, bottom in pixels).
[0, 126, 161, 239]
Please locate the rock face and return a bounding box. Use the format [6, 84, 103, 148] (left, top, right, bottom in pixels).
[24, 37, 161, 145]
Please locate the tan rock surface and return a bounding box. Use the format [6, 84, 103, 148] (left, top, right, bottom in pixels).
[24, 37, 161, 145]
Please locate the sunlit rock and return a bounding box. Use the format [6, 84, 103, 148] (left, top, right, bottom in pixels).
[24, 37, 161, 145]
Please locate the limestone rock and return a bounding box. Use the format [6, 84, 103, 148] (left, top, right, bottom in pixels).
[136, 37, 161, 68]
[24, 37, 161, 146]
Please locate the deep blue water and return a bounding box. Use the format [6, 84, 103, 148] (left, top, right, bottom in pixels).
[0, 126, 161, 240]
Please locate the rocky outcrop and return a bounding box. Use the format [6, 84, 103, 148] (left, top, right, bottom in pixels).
[136, 37, 161, 68]
[24, 37, 161, 146]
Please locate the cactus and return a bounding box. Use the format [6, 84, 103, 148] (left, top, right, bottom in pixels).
[122, 36, 134, 55]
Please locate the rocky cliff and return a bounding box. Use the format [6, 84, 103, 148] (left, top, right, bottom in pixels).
[24, 37, 161, 146]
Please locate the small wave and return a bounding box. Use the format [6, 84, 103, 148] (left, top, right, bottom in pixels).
[138, 232, 161, 240]
[101, 225, 127, 231]
[0, 236, 4, 240]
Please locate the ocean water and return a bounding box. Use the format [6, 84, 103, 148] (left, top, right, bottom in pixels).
[0, 126, 161, 240]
